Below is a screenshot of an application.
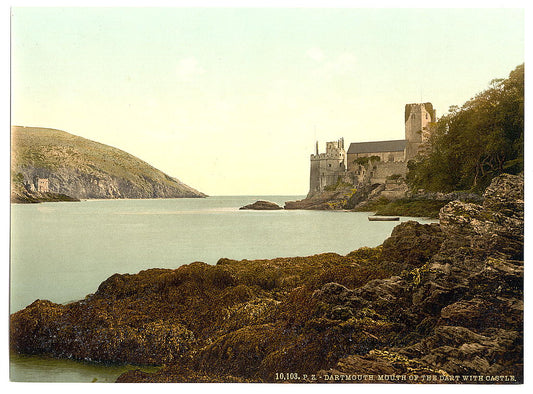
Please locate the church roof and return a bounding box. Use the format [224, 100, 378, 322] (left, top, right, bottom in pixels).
[347, 139, 406, 154]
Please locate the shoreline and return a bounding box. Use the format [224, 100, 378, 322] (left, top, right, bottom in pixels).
[9, 174, 523, 383]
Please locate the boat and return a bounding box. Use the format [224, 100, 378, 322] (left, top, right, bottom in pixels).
[368, 216, 400, 221]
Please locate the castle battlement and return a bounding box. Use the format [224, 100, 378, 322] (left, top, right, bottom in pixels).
[311, 152, 345, 160]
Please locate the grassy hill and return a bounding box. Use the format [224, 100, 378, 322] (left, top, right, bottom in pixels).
[11, 126, 206, 202]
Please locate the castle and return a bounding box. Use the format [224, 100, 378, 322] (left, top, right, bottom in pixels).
[24, 177, 50, 193]
[309, 103, 436, 196]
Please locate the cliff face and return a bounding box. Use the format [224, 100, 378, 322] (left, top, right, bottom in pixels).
[9, 174, 523, 383]
[11, 126, 206, 201]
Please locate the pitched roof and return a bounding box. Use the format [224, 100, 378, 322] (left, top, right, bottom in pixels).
[347, 139, 406, 154]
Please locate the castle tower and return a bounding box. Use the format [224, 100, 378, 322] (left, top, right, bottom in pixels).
[404, 103, 436, 160]
[309, 138, 347, 196]
[37, 178, 49, 193]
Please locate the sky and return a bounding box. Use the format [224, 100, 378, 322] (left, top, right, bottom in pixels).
[10, 6, 525, 195]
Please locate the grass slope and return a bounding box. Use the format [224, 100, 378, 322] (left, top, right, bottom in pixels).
[11, 126, 205, 199]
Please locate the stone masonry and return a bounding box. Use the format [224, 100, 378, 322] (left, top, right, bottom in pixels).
[309, 103, 436, 196]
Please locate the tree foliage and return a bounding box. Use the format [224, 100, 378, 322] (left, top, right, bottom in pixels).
[353, 155, 381, 166]
[406, 64, 524, 193]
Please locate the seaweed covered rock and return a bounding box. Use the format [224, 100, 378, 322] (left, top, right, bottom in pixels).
[395, 326, 521, 377]
[10, 174, 524, 383]
[318, 174, 524, 382]
[380, 221, 444, 266]
[10, 248, 399, 375]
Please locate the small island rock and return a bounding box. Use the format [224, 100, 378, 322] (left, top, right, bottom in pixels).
[239, 200, 283, 210]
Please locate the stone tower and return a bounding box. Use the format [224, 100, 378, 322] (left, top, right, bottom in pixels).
[309, 138, 347, 196]
[404, 103, 436, 160]
[37, 178, 49, 193]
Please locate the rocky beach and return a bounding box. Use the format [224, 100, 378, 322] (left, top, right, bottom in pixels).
[10, 174, 523, 383]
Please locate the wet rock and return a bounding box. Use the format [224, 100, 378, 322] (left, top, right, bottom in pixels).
[283, 184, 377, 210]
[239, 200, 283, 210]
[319, 353, 401, 377]
[438, 296, 523, 331]
[482, 173, 524, 218]
[116, 365, 253, 383]
[380, 221, 444, 266]
[308, 174, 523, 382]
[10, 174, 524, 383]
[396, 325, 521, 377]
[284, 190, 349, 210]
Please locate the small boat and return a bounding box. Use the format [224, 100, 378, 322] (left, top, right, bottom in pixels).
[368, 216, 400, 221]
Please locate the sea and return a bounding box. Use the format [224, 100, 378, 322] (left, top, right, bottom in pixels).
[9, 196, 437, 382]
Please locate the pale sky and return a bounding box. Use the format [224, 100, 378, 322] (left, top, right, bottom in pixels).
[11, 6, 525, 195]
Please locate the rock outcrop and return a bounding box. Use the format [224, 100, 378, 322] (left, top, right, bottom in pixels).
[285, 184, 378, 210]
[10, 174, 523, 383]
[239, 201, 283, 210]
[380, 221, 444, 266]
[284, 189, 351, 210]
[319, 174, 523, 381]
[10, 189, 80, 204]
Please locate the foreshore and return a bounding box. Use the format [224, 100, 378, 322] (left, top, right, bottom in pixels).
[10, 174, 523, 383]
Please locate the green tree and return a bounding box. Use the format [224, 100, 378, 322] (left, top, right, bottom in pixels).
[406, 64, 524, 193]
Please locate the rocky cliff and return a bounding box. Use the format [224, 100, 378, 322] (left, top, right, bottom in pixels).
[11, 126, 206, 202]
[10, 174, 523, 383]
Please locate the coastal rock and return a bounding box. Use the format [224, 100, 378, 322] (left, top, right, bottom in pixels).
[10, 189, 80, 203]
[285, 183, 381, 211]
[316, 174, 523, 382]
[395, 325, 521, 377]
[406, 190, 483, 203]
[9, 174, 524, 383]
[284, 189, 350, 210]
[239, 200, 283, 210]
[482, 173, 524, 218]
[318, 353, 401, 378]
[116, 366, 252, 383]
[380, 221, 444, 266]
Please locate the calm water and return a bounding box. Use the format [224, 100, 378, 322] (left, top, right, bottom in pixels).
[10, 196, 436, 382]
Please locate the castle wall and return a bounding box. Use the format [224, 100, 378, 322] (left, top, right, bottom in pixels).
[347, 160, 407, 186]
[347, 150, 405, 171]
[368, 162, 408, 184]
[380, 179, 409, 199]
[309, 155, 347, 195]
[309, 158, 321, 195]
